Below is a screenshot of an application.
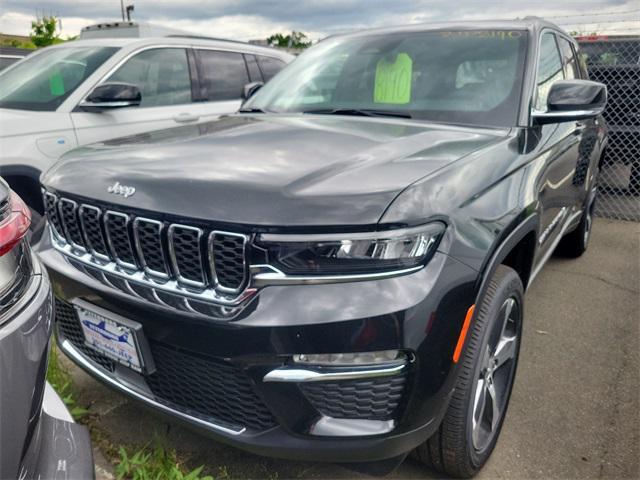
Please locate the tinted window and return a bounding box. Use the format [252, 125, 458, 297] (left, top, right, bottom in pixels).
[558, 37, 579, 79]
[0, 47, 117, 111]
[257, 56, 286, 81]
[107, 48, 192, 108]
[245, 30, 528, 127]
[535, 33, 564, 111]
[244, 54, 262, 82]
[197, 50, 249, 101]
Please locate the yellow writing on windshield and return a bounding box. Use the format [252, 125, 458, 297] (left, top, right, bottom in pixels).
[374, 53, 412, 104]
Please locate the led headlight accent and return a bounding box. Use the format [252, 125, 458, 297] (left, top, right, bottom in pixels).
[257, 222, 445, 275]
[293, 350, 406, 366]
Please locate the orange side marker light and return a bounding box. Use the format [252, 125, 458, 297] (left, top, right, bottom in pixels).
[453, 305, 475, 363]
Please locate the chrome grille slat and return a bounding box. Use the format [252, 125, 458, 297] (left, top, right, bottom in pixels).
[209, 231, 248, 293]
[168, 224, 206, 288]
[104, 211, 137, 269]
[79, 204, 109, 260]
[133, 218, 169, 279]
[42, 194, 251, 313]
[58, 198, 86, 251]
[43, 192, 64, 239]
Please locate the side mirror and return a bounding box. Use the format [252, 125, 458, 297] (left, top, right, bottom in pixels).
[241, 82, 264, 101]
[79, 82, 142, 112]
[532, 80, 607, 124]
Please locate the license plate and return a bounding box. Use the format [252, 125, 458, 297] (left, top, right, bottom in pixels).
[75, 301, 152, 373]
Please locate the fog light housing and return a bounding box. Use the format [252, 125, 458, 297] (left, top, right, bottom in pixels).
[293, 350, 405, 366]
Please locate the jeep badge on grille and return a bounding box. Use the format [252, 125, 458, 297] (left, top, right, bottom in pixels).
[107, 181, 136, 198]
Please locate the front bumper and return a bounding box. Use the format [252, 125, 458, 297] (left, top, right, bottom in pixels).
[38, 229, 478, 463]
[0, 257, 93, 479]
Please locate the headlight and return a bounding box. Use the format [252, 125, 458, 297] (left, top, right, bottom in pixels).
[256, 222, 445, 275]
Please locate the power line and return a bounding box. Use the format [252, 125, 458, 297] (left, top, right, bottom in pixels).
[560, 18, 640, 24]
[573, 27, 640, 32]
[545, 8, 640, 19]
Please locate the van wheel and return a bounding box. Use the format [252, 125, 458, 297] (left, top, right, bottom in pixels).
[413, 265, 523, 478]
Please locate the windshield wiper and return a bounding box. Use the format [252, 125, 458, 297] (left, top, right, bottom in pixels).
[239, 107, 267, 113]
[303, 108, 412, 119]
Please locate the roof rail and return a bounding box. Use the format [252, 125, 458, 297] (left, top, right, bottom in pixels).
[165, 34, 250, 45]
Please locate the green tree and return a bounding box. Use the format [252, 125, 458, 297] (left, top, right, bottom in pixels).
[30, 15, 60, 47]
[267, 31, 312, 49]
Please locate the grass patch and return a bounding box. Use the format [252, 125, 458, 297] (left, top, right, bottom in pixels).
[116, 444, 214, 480]
[46, 342, 88, 420]
[47, 342, 215, 479]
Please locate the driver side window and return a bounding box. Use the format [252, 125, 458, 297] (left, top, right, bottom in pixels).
[534, 33, 564, 112]
[106, 48, 192, 108]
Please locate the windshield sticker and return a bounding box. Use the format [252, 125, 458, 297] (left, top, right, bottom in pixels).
[439, 30, 523, 39]
[49, 72, 65, 96]
[374, 52, 412, 104]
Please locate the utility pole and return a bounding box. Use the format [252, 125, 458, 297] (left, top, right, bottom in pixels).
[120, 0, 125, 21]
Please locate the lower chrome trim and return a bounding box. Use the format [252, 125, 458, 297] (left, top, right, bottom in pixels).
[251, 264, 423, 287]
[310, 417, 395, 436]
[60, 339, 246, 436]
[263, 362, 407, 383]
[529, 209, 583, 284]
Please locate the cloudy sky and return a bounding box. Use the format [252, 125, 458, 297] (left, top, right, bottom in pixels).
[1, 0, 638, 41]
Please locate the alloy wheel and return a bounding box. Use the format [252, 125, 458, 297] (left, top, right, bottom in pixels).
[471, 296, 520, 452]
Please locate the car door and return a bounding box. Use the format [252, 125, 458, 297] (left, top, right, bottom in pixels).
[533, 32, 583, 260]
[187, 49, 249, 124]
[71, 47, 198, 145]
[557, 36, 601, 207]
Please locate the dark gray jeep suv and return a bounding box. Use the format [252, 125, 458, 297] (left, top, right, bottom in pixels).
[38, 19, 607, 477]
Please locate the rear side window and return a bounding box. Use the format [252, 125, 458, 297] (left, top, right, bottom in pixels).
[196, 50, 249, 101]
[557, 37, 579, 79]
[107, 48, 192, 108]
[256, 56, 286, 81]
[535, 33, 564, 111]
[244, 54, 263, 82]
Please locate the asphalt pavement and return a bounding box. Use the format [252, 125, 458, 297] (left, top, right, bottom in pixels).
[62, 218, 639, 479]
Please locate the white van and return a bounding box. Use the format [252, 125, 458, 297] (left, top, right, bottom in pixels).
[0, 32, 292, 223]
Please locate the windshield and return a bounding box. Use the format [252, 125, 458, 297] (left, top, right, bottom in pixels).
[0, 46, 118, 111]
[245, 30, 528, 127]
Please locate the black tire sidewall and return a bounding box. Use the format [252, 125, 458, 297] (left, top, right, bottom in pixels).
[465, 266, 524, 468]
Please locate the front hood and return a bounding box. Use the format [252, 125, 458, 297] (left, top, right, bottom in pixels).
[42, 115, 507, 227]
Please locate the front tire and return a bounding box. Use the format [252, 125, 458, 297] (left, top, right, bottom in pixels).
[414, 265, 523, 478]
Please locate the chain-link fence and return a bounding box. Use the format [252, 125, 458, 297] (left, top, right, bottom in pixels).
[578, 36, 640, 221]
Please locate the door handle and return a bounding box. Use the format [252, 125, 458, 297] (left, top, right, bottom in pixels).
[173, 113, 199, 123]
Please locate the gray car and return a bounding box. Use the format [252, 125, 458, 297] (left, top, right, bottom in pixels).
[0, 177, 93, 479]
